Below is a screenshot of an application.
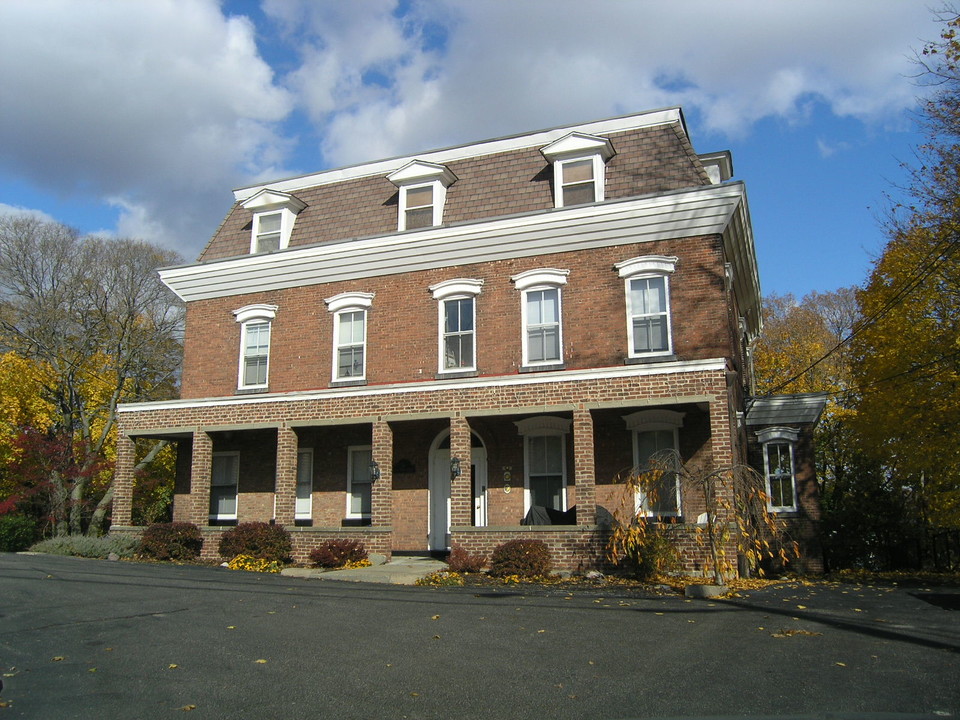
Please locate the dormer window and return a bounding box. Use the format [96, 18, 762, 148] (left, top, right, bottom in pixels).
[541, 132, 615, 208]
[387, 160, 457, 232]
[240, 189, 307, 254]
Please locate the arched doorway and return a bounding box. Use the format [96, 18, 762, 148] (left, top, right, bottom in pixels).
[427, 429, 487, 552]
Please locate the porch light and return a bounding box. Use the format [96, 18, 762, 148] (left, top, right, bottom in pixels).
[368, 459, 381, 482]
[450, 456, 461, 478]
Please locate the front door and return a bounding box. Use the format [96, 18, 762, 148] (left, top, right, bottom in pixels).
[429, 446, 487, 552]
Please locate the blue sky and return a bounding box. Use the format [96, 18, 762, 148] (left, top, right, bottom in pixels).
[0, 0, 940, 299]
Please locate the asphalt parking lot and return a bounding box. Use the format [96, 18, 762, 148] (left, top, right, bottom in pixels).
[1, 552, 958, 719]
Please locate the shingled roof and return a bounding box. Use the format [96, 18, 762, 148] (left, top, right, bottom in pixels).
[745, 393, 829, 427]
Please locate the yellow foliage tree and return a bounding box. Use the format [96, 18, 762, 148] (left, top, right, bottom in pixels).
[0, 352, 55, 500]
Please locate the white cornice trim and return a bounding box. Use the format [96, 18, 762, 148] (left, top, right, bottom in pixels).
[118, 358, 727, 414]
[540, 132, 615, 162]
[387, 160, 457, 187]
[616, 255, 679, 278]
[232, 108, 684, 202]
[160, 183, 749, 304]
[429, 278, 484, 300]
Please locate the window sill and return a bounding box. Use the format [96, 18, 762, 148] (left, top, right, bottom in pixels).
[435, 369, 478, 380]
[624, 354, 676, 365]
[519, 363, 565, 374]
[330, 378, 367, 388]
[236, 386, 269, 395]
[341, 517, 372, 527]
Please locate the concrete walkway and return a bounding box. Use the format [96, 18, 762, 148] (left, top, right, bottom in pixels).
[281, 555, 447, 585]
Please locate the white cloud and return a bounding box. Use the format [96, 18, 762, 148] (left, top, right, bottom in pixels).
[0, 0, 293, 257]
[271, 0, 934, 165]
[0, 203, 57, 223]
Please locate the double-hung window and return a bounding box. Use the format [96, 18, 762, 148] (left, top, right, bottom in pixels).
[295, 449, 313, 524]
[512, 268, 569, 369]
[387, 160, 457, 232]
[757, 427, 800, 512]
[616, 255, 678, 359]
[430, 278, 484, 375]
[515, 416, 571, 513]
[540, 131, 615, 209]
[325, 292, 375, 384]
[240, 189, 306, 255]
[209, 451, 239, 524]
[346, 445, 373, 520]
[624, 410, 685, 517]
[233, 304, 278, 391]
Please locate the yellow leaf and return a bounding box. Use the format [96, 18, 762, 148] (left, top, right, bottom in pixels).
[178, 704, 197, 711]
[431, 615, 440, 620]
[797, 605, 807, 609]
[226, 626, 236, 630]
[168, 664, 178, 669]
[51, 657, 64, 662]
[410, 692, 420, 697]
[88, 668, 97, 673]
[835, 662, 847, 667]
[254, 659, 267, 664]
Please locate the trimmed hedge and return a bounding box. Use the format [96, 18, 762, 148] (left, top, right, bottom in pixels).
[29, 534, 139, 559]
[489, 539, 552, 578]
[309, 539, 368, 568]
[138, 522, 203, 561]
[218, 522, 291, 563]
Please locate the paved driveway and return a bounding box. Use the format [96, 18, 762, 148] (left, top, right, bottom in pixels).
[1, 553, 958, 719]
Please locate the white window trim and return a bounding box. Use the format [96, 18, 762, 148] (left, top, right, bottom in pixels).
[233, 304, 278, 391]
[209, 451, 240, 523]
[295, 448, 314, 521]
[624, 409, 685, 517]
[512, 268, 569, 368]
[387, 160, 457, 232]
[617, 255, 678, 359]
[540, 132, 615, 209]
[346, 445, 373, 520]
[757, 426, 800, 513]
[241, 189, 306, 254]
[325, 292, 375, 383]
[515, 416, 571, 514]
[430, 278, 484, 374]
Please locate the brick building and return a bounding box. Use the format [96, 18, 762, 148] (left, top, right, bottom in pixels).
[112, 107, 825, 574]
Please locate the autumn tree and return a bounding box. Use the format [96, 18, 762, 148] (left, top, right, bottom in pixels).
[850, 9, 960, 532]
[0, 215, 184, 535]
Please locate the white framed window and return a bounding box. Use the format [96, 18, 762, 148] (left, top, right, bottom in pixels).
[346, 445, 373, 519]
[430, 278, 484, 374]
[512, 268, 569, 368]
[232, 304, 278, 390]
[757, 427, 800, 512]
[209, 451, 239, 523]
[387, 160, 457, 232]
[515, 416, 570, 513]
[240, 189, 306, 254]
[624, 409, 685, 517]
[540, 131, 615, 209]
[295, 449, 313, 522]
[616, 255, 678, 359]
[325, 292, 375, 383]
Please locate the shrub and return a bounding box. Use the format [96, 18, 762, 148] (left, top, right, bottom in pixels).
[446, 546, 486, 573]
[309, 539, 368, 568]
[138, 522, 203, 561]
[29, 534, 139, 559]
[489, 539, 552, 578]
[227, 554, 283, 573]
[0, 514, 37, 552]
[218, 522, 292, 563]
[608, 524, 680, 580]
[415, 570, 464, 587]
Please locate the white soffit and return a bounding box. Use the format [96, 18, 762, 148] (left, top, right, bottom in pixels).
[160, 183, 748, 303]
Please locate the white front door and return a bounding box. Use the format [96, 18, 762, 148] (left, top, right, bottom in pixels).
[429, 449, 451, 551]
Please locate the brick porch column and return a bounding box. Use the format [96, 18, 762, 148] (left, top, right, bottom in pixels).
[449, 415, 473, 528]
[573, 407, 597, 526]
[708, 393, 736, 510]
[190, 429, 213, 526]
[275, 425, 298, 526]
[371, 420, 393, 528]
[111, 434, 136, 528]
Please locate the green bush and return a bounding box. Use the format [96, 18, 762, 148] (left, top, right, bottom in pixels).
[29, 534, 139, 559]
[218, 522, 291, 563]
[139, 522, 203, 561]
[626, 529, 680, 580]
[309, 539, 368, 568]
[489, 539, 552, 578]
[0, 514, 38, 552]
[445, 545, 486, 573]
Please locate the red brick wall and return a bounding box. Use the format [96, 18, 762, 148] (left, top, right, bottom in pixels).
[181, 236, 728, 399]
